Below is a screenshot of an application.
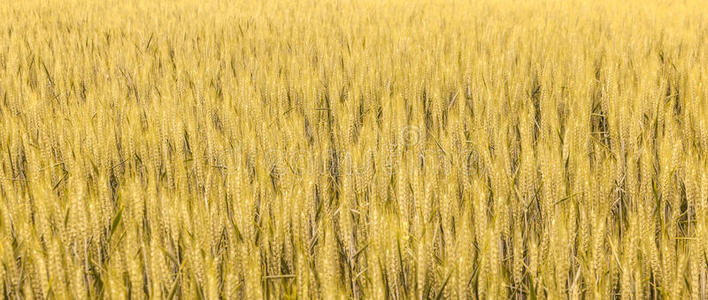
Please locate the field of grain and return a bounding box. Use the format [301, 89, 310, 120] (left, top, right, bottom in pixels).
[0, 0, 707, 298]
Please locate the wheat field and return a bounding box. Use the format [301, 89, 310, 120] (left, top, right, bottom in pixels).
[0, 0, 707, 299]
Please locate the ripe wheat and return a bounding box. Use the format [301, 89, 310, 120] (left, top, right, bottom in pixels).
[0, 0, 707, 298]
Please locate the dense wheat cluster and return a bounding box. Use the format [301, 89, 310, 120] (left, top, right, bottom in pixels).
[1, 0, 707, 298]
